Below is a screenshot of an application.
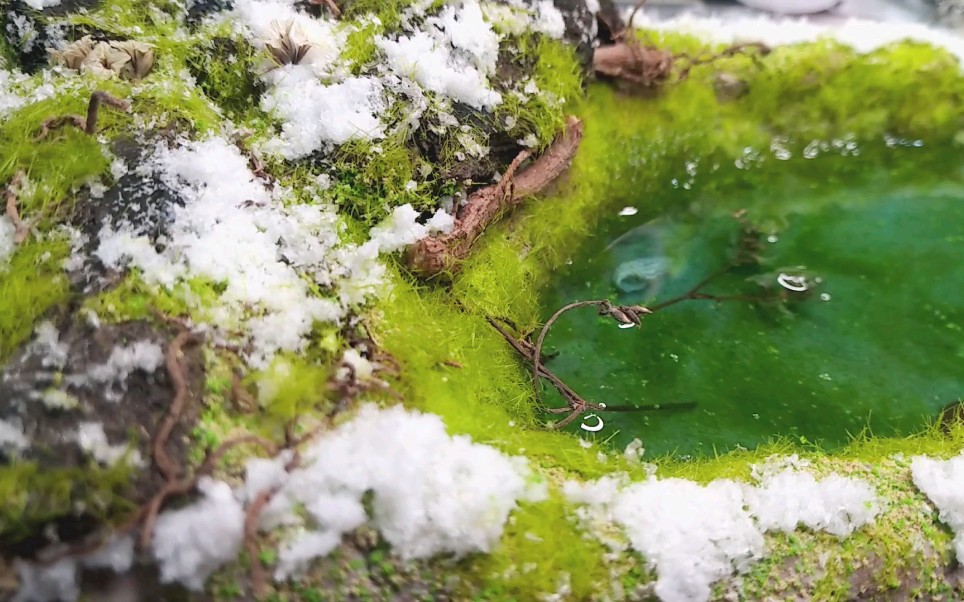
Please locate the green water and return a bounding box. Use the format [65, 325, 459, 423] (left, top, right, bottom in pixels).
[540, 144, 964, 457]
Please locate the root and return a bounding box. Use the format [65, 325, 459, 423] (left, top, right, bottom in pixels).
[153, 330, 203, 483]
[310, 0, 341, 18]
[4, 171, 29, 244]
[406, 116, 584, 277]
[35, 91, 130, 140]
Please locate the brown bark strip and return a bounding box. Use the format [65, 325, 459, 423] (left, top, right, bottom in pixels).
[4, 171, 29, 244]
[406, 116, 584, 277]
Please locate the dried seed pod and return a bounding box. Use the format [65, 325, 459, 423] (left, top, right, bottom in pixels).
[264, 19, 314, 69]
[49, 35, 97, 70]
[108, 40, 156, 80]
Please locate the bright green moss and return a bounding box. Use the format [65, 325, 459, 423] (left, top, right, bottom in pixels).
[82, 272, 224, 324]
[0, 238, 70, 361]
[465, 493, 610, 600]
[186, 33, 264, 120]
[253, 355, 335, 424]
[0, 461, 134, 547]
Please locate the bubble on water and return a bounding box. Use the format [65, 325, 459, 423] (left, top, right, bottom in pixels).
[820, 293, 831, 301]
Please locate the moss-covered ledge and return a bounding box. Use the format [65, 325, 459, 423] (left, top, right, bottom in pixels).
[373, 35, 964, 600]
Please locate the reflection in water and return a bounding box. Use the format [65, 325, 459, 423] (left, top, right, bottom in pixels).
[605, 220, 671, 299]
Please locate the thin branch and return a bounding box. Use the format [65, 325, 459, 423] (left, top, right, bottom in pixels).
[35, 91, 130, 141]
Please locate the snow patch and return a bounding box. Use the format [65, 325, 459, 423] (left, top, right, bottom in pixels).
[151, 478, 246, 590]
[378, 0, 503, 110]
[22, 0, 62, 9]
[565, 459, 878, 602]
[240, 404, 543, 579]
[628, 12, 964, 64]
[76, 422, 144, 467]
[912, 452, 964, 562]
[0, 216, 15, 267]
[0, 417, 29, 452]
[260, 68, 386, 159]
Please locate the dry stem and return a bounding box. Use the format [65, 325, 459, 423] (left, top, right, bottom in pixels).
[35, 91, 130, 140]
[4, 171, 29, 244]
[406, 116, 584, 277]
[153, 330, 202, 483]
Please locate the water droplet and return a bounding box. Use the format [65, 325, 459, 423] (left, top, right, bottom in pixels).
[618, 206, 638, 216]
[820, 293, 831, 301]
[752, 413, 760, 420]
[819, 373, 832, 381]
[767, 235, 778, 243]
[598, 402, 607, 409]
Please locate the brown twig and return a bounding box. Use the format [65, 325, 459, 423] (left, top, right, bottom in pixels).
[138, 434, 277, 550]
[35, 91, 130, 140]
[4, 171, 29, 244]
[406, 116, 584, 277]
[310, 0, 341, 18]
[153, 330, 202, 483]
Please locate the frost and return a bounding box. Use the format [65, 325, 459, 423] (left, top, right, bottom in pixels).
[0, 418, 29, 453]
[0, 216, 15, 268]
[911, 452, 964, 562]
[152, 478, 246, 590]
[260, 69, 386, 158]
[87, 341, 164, 384]
[565, 461, 878, 602]
[76, 422, 144, 467]
[12, 559, 77, 602]
[23, 0, 62, 9]
[377, 0, 503, 110]
[244, 404, 541, 579]
[30, 321, 69, 369]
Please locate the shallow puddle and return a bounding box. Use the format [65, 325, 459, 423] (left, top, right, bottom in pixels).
[540, 143, 964, 456]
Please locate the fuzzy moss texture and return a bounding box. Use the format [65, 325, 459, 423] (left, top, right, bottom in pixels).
[0, 0, 963, 599]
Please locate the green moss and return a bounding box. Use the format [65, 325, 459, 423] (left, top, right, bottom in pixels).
[253, 355, 335, 424]
[0, 461, 134, 546]
[186, 33, 264, 120]
[82, 272, 224, 324]
[0, 238, 70, 361]
[466, 493, 609, 600]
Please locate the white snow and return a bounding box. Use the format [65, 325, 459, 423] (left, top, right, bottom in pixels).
[87, 341, 164, 384]
[628, 12, 964, 64]
[76, 422, 144, 467]
[30, 321, 69, 369]
[12, 558, 78, 602]
[151, 478, 246, 590]
[911, 452, 964, 562]
[96, 137, 348, 367]
[378, 0, 504, 110]
[240, 404, 543, 579]
[0, 417, 29, 452]
[531, 0, 567, 39]
[565, 459, 879, 602]
[22, 0, 62, 9]
[0, 216, 15, 267]
[260, 69, 386, 158]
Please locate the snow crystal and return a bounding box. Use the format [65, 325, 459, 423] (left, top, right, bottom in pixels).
[0, 417, 29, 452]
[368, 204, 454, 253]
[96, 137, 347, 367]
[76, 422, 144, 467]
[746, 468, 878, 537]
[12, 558, 77, 602]
[531, 0, 567, 39]
[0, 216, 15, 267]
[87, 341, 164, 384]
[260, 69, 386, 158]
[912, 452, 964, 562]
[152, 478, 246, 590]
[23, 0, 62, 9]
[30, 321, 69, 369]
[378, 0, 503, 110]
[244, 404, 542, 579]
[565, 462, 878, 602]
[628, 12, 964, 64]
